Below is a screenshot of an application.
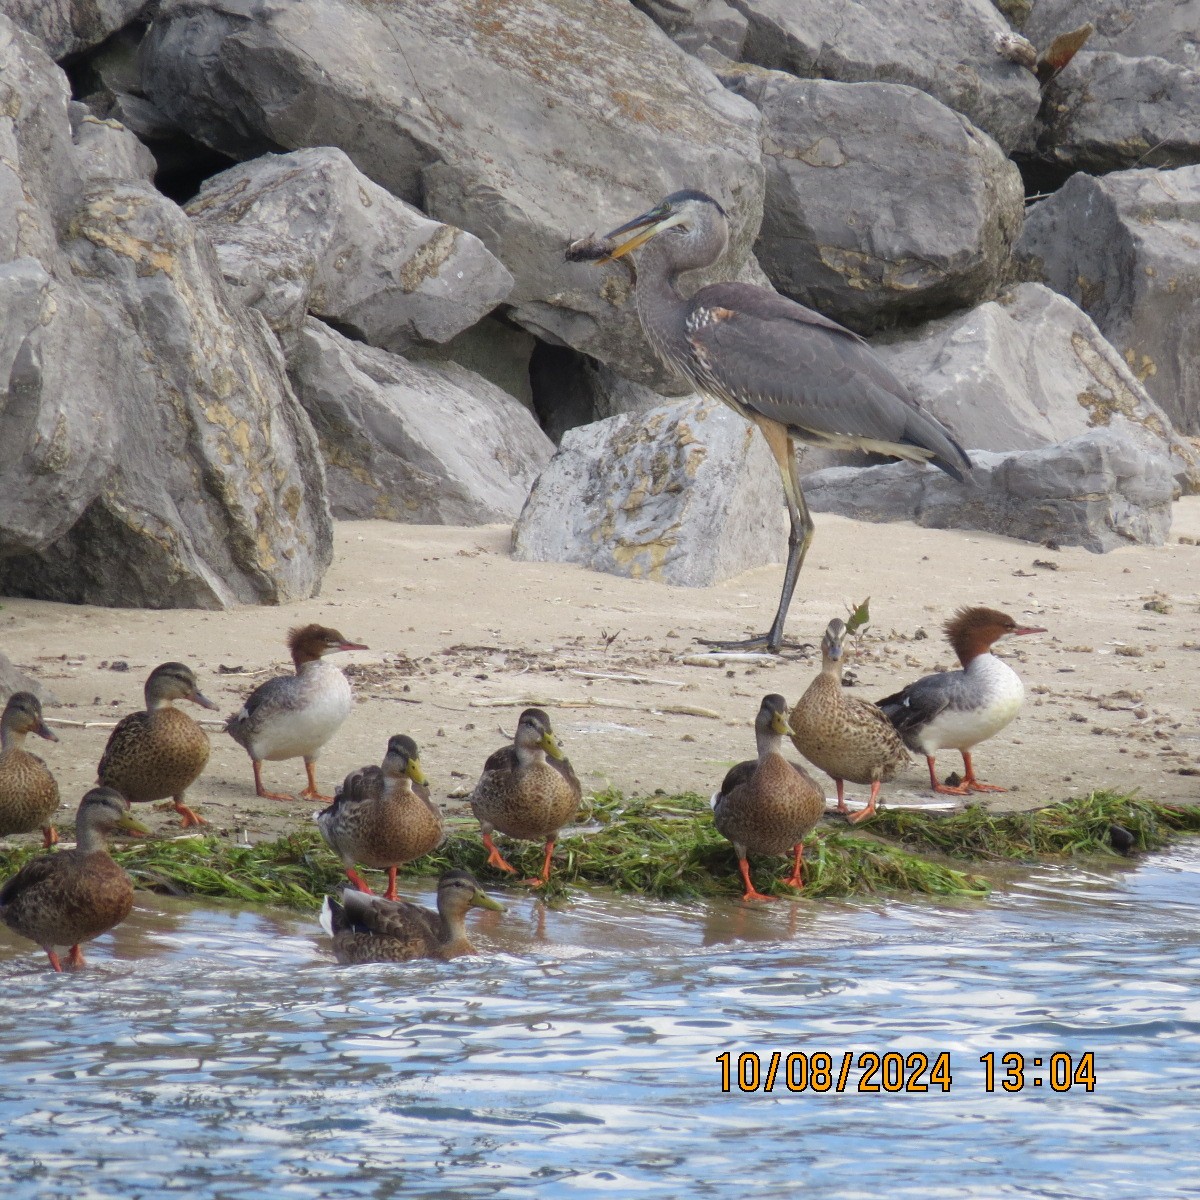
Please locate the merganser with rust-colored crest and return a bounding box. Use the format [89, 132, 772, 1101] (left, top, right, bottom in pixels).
[226, 624, 368, 802]
[877, 607, 1046, 795]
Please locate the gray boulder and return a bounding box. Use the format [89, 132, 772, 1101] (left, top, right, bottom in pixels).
[513, 398, 786, 586]
[729, 0, 1041, 152]
[139, 0, 765, 387]
[1016, 167, 1200, 436]
[725, 67, 1023, 331]
[68, 104, 157, 187]
[634, 0, 749, 62]
[186, 148, 513, 355]
[0, 0, 150, 59]
[1038, 52, 1200, 174]
[290, 320, 553, 525]
[0, 651, 56, 704]
[868, 283, 1199, 489]
[1024, 1, 1200, 69]
[804, 430, 1175, 552]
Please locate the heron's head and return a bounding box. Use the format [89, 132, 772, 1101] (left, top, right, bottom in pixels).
[597, 189, 729, 273]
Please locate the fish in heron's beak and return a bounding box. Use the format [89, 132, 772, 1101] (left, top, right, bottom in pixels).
[598, 207, 686, 263]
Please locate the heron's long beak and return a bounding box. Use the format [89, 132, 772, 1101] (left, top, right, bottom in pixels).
[599, 210, 686, 262]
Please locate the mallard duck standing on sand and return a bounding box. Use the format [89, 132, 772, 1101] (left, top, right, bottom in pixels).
[789, 618, 910, 824]
[226, 624, 367, 802]
[98, 663, 217, 828]
[321, 869, 504, 964]
[712, 694, 825, 901]
[0, 692, 61, 847]
[0, 787, 149, 971]
[470, 708, 581, 888]
[315, 735, 444, 900]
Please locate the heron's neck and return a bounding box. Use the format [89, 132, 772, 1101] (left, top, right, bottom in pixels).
[634, 241, 691, 369]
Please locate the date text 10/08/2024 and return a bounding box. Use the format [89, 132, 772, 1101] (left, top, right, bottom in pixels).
[716, 1051, 1097, 1094]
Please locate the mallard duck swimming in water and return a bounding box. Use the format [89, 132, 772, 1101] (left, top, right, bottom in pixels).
[320, 869, 504, 964]
[97, 663, 217, 828]
[0, 787, 149, 971]
[469, 707, 581, 887]
[226, 624, 367, 802]
[315, 735, 445, 900]
[712, 694, 825, 901]
[0, 692, 61, 847]
[789, 618, 910, 823]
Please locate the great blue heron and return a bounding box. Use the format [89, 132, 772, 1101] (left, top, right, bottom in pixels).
[572, 189, 972, 652]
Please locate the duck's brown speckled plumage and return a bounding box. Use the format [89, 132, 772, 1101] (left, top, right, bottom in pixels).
[0, 692, 60, 845]
[713, 695, 825, 900]
[790, 619, 909, 823]
[0, 788, 149, 971]
[97, 663, 217, 828]
[323, 869, 503, 965]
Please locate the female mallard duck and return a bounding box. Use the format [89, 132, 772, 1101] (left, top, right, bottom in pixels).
[320, 869, 504, 964]
[98, 663, 218, 828]
[789, 618, 910, 824]
[315, 735, 445, 900]
[226, 624, 368, 802]
[469, 707, 581, 887]
[0, 692, 61, 847]
[712, 694, 825, 901]
[0, 787, 149, 971]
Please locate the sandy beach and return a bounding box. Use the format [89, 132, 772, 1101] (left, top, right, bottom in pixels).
[3, 502, 1199, 843]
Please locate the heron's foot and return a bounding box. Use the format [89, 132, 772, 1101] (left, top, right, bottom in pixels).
[695, 634, 813, 655]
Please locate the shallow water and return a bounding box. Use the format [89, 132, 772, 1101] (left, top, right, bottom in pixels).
[2, 847, 1200, 1200]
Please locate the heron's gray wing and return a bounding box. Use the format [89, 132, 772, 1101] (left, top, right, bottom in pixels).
[686, 283, 970, 480]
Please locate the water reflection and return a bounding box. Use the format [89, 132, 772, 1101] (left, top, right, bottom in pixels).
[2, 850, 1200, 1198]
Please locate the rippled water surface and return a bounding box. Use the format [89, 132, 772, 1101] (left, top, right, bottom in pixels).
[3, 847, 1200, 1200]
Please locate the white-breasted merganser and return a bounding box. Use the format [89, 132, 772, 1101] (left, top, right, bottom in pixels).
[226, 624, 368, 802]
[877, 607, 1046, 795]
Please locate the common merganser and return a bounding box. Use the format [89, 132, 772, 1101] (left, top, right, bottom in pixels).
[789, 619, 910, 824]
[712, 694, 825, 901]
[0, 692, 61, 847]
[315, 735, 445, 900]
[226, 624, 367, 802]
[98, 663, 218, 828]
[877, 607, 1046, 795]
[469, 708, 581, 888]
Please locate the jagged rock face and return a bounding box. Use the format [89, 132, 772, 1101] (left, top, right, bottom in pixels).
[803, 430, 1176, 552]
[868, 284, 1199, 490]
[729, 0, 1041, 152]
[725, 68, 1024, 332]
[289, 320, 554, 525]
[634, 0, 749, 61]
[0, 0, 150, 59]
[512, 398, 786, 586]
[0, 651, 56, 704]
[186, 148, 513, 356]
[1024, 1, 1200, 68]
[0, 17, 332, 608]
[1037, 52, 1200, 174]
[138, 0, 765, 388]
[1016, 167, 1200, 438]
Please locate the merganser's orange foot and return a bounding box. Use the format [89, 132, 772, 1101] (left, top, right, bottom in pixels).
[781, 874, 804, 890]
[66, 944, 86, 969]
[299, 787, 335, 802]
[258, 789, 297, 802]
[481, 834, 518, 874]
[42, 825, 58, 849]
[931, 782, 970, 796]
[345, 869, 375, 894]
[962, 780, 1007, 793]
[174, 803, 208, 828]
[522, 876, 550, 888]
[740, 887, 777, 902]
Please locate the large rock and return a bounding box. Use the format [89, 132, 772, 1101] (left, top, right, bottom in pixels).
[187, 148, 513, 355]
[0, 17, 332, 608]
[290, 320, 553, 524]
[1016, 167, 1200, 437]
[1024, 2, 1200, 68]
[725, 67, 1023, 332]
[0, 0, 150, 59]
[513, 398, 786, 585]
[1037, 52, 1200, 174]
[804, 430, 1175, 552]
[868, 283, 1199, 489]
[139, 0, 765, 387]
[0, 651, 56, 705]
[729, 0, 1041, 152]
[634, 0, 749, 62]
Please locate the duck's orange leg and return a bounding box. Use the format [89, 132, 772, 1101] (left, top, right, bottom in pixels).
[847, 780, 883, 824]
[959, 751, 1006, 793]
[174, 796, 208, 828]
[781, 842, 805, 890]
[253, 760, 295, 802]
[345, 868, 375, 894]
[481, 832, 518, 874]
[299, 759, 334, 803]
[834, 779, 848, 815]
[926, 755, 969, 796]
[384, 867, 399, 902]
[737, 856, 776, 902]
[66, 944, 86, 969]
[45, 948, 63, 972]
[41, 825, 58, 848]
[524, 839, 556, 888]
